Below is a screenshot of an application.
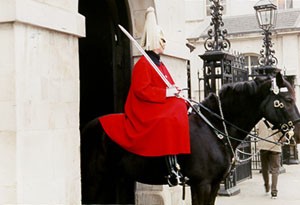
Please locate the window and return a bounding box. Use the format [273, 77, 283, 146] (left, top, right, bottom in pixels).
[244, 54, 260, 77]
[277, 0, 293, 9]
[206, 0, 226, 16]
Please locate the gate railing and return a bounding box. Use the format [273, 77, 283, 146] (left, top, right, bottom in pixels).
[198, 0, 251, 196]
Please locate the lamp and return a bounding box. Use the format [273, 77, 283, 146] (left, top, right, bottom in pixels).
[254, 0, 279, 75]
[254, 0, 277, 31]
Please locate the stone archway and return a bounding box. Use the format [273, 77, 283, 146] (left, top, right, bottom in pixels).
[79, 0, 131, 128]
[78, 0, 132, 203]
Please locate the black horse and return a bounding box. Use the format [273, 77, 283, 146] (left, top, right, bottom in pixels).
[81, 72, 300, 205]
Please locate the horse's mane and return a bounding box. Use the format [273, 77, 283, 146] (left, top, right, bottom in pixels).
[219, 77, 267, 97]
[200, 74, 294, 116]
[200, 77, 270, 112]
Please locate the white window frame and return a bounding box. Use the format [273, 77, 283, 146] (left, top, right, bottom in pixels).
[244, 54, 260, 78]
[277, 0, 293, 10]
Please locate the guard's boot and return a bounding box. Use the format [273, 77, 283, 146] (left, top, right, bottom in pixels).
[165, 155, 187, 186]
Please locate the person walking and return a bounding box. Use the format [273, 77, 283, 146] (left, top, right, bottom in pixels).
[257, 118, 283, 199]
[99, 7, 190, 186]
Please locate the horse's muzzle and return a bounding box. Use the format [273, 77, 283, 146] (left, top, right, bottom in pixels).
[293, 118, 300, 125]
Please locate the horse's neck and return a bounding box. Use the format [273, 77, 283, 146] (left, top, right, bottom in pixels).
[221, 93, 262, 147]
[201, 90, 263, 148]
[201, 94, 224, 129]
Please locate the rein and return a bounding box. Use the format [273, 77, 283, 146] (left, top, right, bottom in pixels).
[182, 94, 293, 164]
[185, 96, 241, 163]
[235, 130, 283, 163]
[187, 97, 282, 145]
[179, 76, 298, 165]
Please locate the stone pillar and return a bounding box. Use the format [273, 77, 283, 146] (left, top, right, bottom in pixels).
[136, 183, 172, 205]
[0, 0, 85, 204]
[0, 20, 16, 204]
[128, 1, 190, 204]
[136, 183, 191, 205]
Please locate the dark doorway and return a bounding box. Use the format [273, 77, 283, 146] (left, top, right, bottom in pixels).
[79, 0, 133, 203]
[79, 0, 131, 128]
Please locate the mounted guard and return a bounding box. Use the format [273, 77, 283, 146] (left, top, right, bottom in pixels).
[99, 7, 190, 186]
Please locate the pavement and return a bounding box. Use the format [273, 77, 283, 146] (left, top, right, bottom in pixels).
[215, 145, 300, 205]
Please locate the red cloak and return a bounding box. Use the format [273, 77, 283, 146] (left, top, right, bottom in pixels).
[99, 56, 190, 156]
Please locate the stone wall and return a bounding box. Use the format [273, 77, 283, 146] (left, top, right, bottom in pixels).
[128, 1, 191, 204]
[0, 0, 84, 204]
[0, 21, 16, 204]
[136, 183, 191, 205]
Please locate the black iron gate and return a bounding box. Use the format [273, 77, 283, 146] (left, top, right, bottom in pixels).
[199, 50, 252, 196]
[198, 0, 252, 196]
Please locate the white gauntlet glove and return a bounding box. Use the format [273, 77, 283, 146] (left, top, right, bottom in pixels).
[166, 87, 179, 97]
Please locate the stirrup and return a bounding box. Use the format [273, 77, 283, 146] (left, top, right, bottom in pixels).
[166, 170, 188, 187]
[167, 170, 181, 186]
[165, 155, 188, 186]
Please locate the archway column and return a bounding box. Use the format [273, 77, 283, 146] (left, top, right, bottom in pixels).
[128, 0, 191, 204]
[0, 0, 84, 204]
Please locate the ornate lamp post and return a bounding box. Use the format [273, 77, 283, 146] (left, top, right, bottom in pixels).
[254, 0, 279, 75]
[204, 0, 230, 52]
[254, 0, 299, 165]
[199, 0, 249, 196]
[200, 0, 247, 97]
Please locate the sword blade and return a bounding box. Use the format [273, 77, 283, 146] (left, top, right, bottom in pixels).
[118, 24, 172, 88]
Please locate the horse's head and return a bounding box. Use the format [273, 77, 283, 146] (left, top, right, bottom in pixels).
[258, 72, 300, 143]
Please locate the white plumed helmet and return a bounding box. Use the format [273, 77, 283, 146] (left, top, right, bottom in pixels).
[140, 7, 166, 51]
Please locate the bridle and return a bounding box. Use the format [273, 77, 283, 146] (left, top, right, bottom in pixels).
[269, 78, 298, 140]
[185, 96, 293, 164]
[179, 77, 299, 163]
[185, 96, 289, 146]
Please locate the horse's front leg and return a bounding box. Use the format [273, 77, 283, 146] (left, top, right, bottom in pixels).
[190, 182, 213, 205]
[208, 183, 221, 205]
[115, 176, 135, 204]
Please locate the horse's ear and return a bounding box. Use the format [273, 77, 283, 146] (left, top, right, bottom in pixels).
[275, 72, 284, 87]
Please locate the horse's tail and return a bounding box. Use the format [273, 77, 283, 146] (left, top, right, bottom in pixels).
[80, 118, 110, 202]
[81, 118, 108, 173]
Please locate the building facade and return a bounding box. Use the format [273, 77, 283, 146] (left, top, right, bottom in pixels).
[0, 0, 84, 204]
[0, 0, 299, 204]
[0, 0, 189, 204]
[186, 0, 300, 109]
